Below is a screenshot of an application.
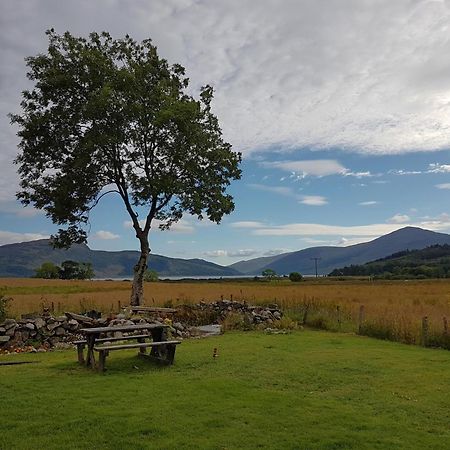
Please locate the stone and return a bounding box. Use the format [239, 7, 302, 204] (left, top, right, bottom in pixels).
[116, 313, 126, 320]
[3, 319, 17, 330]
[55, 327, 66, 336]
[273, 311, 281, 319]
[47, 322, 60, 331]
[0, 336, 10, 342]
[0, 327, 5, 334]
[5, 327, 17, 336]
[173, 322, 184, 331]
[24, 322, 35, 330]
[34, 318, 45, 329]
[56, 316, 67, 322]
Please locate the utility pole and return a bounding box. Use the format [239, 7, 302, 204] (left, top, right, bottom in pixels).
[310, 257, 321, 277]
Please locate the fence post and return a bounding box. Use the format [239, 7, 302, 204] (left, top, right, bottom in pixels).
[336, 305, 341, 330]
[118, 300, 121, 311]
[422, 316, 429, 347]
[51, 302, 55, 313]
[358, 305, 365, 334]
[302, 303, 310, 325]
[443, 317, 448, 336]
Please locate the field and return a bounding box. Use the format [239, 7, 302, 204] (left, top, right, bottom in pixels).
[1, 330, 449, 449]
[2, 277, 450, 348]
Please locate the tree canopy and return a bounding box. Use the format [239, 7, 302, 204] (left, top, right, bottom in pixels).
[12, 30, 241, 304]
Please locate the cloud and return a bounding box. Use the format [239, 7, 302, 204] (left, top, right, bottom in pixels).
[0, 230, 49, 246]
[300, 195, 328, 206]
[262, 160, 346, 177]
[428, 163, 450, 174]
[359, 201, 378, 206]
[436, 183, 450, 189]
[3, 0, 450, 212]
[203, 249, 258, 258]
[253, 223, 409, 237]
[123, 218, 195, 233]
[230, 221, 265, 229]
[387, 214, 410, 224]
[203, 250, 228, 257]
[93, 230, 120, 240]
[262, 248, 292, 256]
[247, 183, 295, 197]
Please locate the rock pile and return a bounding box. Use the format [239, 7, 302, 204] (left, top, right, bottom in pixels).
[0, 300, 284, 352]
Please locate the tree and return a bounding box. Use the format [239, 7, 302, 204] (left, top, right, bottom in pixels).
[143, 269, 159, 282]
[11, 30, 242, 305]
[59, 260, 94, 280]
[34, 261, 61, 279]
[262, 268, 277, 280]
[289, 272, 303, 282]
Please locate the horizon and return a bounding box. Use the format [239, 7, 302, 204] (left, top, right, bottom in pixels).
[3, 1, 450, 265]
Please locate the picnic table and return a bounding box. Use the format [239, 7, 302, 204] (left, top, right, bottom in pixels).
[77, 323, 181, 372]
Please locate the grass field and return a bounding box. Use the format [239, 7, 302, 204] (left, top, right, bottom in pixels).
[1, 330, 449, 449]
[2, 277, 450, 347]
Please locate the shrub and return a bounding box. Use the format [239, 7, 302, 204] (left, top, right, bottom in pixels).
[144, 269, 159, 282]
[0, 295, 11, 322]
[289, 272, 303, 282]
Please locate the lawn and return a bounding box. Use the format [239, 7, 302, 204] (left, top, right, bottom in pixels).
[1, 330, 449, 449]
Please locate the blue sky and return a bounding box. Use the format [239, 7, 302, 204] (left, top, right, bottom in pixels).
[2, 1, 450, 266]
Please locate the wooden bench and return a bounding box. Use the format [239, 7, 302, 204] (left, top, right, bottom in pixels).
[94, 340, 181, 371]
[74, 334, 151, 365]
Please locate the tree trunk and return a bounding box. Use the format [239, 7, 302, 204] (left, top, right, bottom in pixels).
[130, 234, 150, 306]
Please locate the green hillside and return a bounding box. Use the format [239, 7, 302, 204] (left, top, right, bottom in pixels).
[329, 244, 450, 279]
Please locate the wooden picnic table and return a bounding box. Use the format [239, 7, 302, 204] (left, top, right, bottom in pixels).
[79, 323, 179, 371]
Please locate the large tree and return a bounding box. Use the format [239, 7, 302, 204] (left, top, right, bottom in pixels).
[11, 30, 241, 305]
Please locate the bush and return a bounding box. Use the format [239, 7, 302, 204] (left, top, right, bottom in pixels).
[289, 272, 303, 282]
[0, 295, 11, 322]
[144, 269, 159, 282]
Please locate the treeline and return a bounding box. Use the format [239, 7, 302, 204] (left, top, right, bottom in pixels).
[34, 261, 94, 280]
[329, 244, 450, 279]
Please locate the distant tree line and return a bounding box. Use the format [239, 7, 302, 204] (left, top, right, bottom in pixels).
[329, 244, 450, 279]
[34, 261, 94, 280]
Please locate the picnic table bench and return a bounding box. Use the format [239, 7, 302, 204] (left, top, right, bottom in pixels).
[77, 324, 181, 372]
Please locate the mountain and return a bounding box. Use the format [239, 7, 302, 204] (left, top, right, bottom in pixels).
[229, 227, 450, 275]
[329, 244, 450, 279]
[0, 239, 241, 278]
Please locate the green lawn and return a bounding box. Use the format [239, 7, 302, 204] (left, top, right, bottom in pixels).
[1, 330, 449, 449]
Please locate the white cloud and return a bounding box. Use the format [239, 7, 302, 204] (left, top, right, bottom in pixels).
[93, 230, 120, 240]
[300, 195, 328, 206]
[262, 248, 292, 256]
[253, 223, 408, 237]
[428, 163, 450, 174]
[387, 214, 410, 224]
[0, 230, 49, 246]
[359, 201, 378, 206]
[262, 160, 346, 177]
[204, 248, 258, 258]
[123, 218, 195, 233]
[203, 250, 227, 257]
[230, 221, 265, 229]
[436, 183, 450, 189]
[247, 183, 295, 197]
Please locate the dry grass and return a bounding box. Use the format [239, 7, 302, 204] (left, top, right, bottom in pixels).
[2, 277, 450, 347]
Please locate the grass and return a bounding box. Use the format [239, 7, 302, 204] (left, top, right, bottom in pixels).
[1, 330, 450, 449]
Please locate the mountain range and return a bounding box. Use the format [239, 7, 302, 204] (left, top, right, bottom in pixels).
[1, 226, 450, 278]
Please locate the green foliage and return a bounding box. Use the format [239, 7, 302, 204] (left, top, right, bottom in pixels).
[59, 260, 94, 280]
[143, 269, 159, 282]
[12, 30, 241, 304]
[329, 244, 450, 279]
[261, 268, 277, 280]
[0, 294, 11, 322]
[288, 271, 303, 282]
[11, 29, 241, 246]
[34, 261, 61, 279]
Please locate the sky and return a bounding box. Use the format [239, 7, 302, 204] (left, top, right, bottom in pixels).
[2, 0, 450, 267]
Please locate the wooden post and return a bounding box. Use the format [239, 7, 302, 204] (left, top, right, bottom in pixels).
[57, 302, 61, 312]
[358, 305, 365, 334]
[230, 294, 233, 301]
[220, 295, 223, 301]
[336, 305, 341, 330]
[443, 317, 448, 336]
[118, 300, 121, 311]
[51, 302, 55, 313]
[422, 316, 429, 347]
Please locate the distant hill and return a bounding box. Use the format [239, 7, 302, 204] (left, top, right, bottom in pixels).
[229, 227, 450, 275]
[329, 244, 450, 279]
[0, 239, 241, 278]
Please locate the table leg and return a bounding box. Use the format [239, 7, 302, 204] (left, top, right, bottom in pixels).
[86, 334, 97, 368]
